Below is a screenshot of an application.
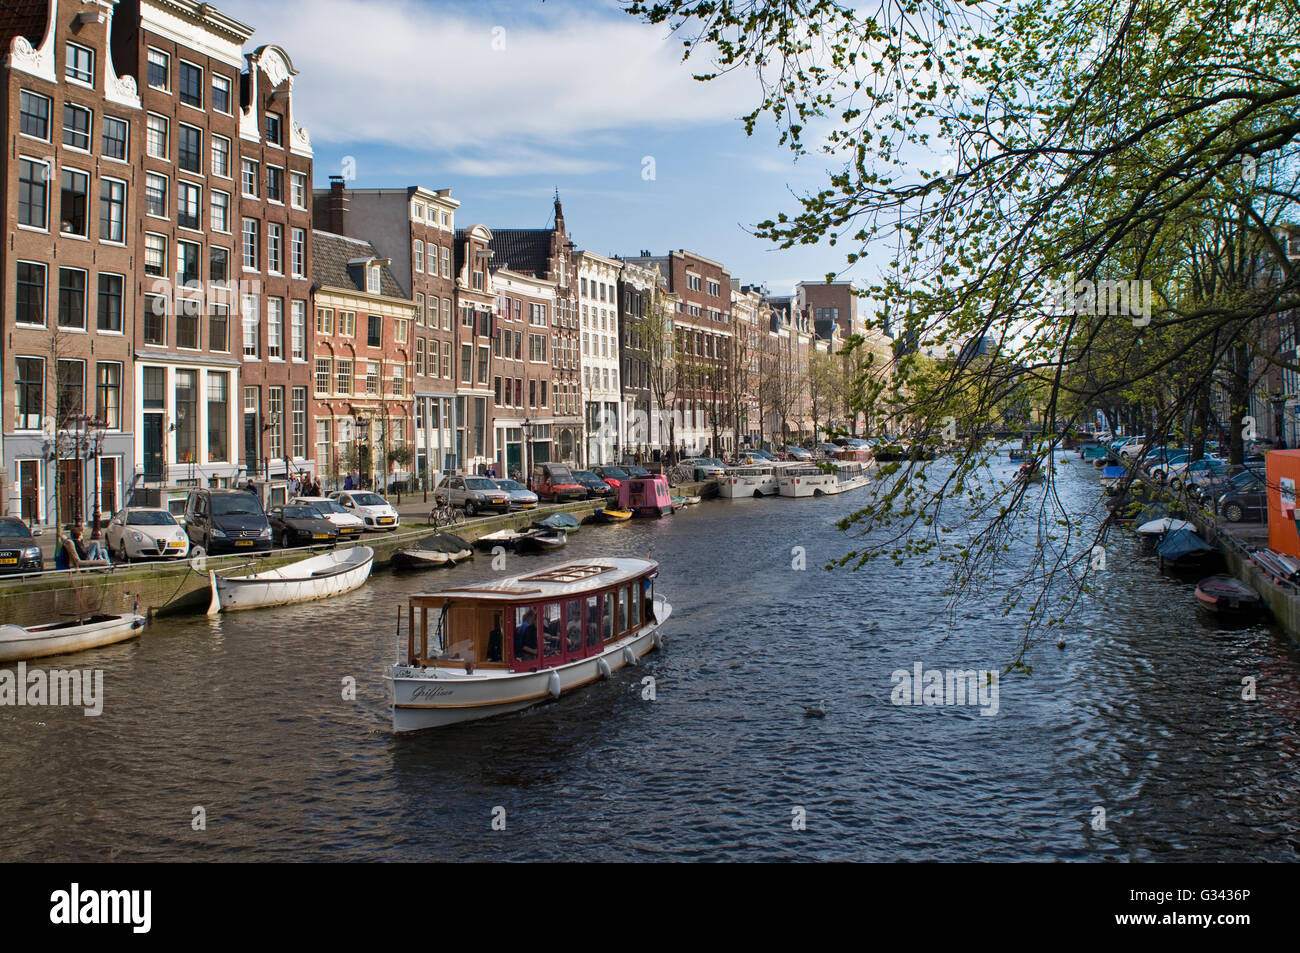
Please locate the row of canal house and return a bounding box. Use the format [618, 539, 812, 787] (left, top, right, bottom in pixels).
[1, 0, 885, 529]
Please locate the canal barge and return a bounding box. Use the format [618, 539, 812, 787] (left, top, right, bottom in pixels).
[719, 464, 782, 498]
[388, 558, 671, 731]
[778, 465, 839, 497]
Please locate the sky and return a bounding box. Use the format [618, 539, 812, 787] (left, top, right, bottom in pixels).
[218, 0, 871, 296]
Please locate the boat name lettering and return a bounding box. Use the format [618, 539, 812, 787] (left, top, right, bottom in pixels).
[411, 684, 454, 700]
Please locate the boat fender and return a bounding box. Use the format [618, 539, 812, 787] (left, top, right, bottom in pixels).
[653, 630, 664, 650]
[548, 670, 562, 699]
[622, 646, 638, 667]
[597, 658, 612, 679]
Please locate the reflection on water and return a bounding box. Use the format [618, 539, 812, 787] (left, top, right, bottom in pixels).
[1, 454, 1297, 860]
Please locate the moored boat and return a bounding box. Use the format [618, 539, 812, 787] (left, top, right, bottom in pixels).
[514, 529, 568, 554]
[1156, 529, 1219, 574]
[207, 546, 374, 613]
[718, 464, 781, 498]
[533, 513, 581, 533]
[619, 474, 674, 517]
[827, 461, 871, 493]
[0, 613, 146, 663]
[593, 507, 633, 522]
[391, 533, 473, 570]
[387, 557, 671, 731]
[1195, 575, 1262, 617]
[474, 529, 526, 552]
[778, 465, 838, 497]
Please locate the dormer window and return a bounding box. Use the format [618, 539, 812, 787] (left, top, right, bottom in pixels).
[367, 265, 380, 294]
[265, 114, 282, 146]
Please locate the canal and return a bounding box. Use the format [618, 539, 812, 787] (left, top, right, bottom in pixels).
[2, 453, 1298, 861]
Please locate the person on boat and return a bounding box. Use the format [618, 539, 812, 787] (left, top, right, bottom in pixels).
[487, 614, 504, 663]
[514, 609, 539, 661]
[542, 611, 561, 656]
[566, 616, 582, 652]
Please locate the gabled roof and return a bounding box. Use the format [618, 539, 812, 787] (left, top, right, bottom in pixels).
[488, 229, 554, 278]
[311, 230, 404, 298]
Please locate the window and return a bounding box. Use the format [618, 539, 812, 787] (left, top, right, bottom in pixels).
[242, 159, 259, 197]
[443, 349, 452, 379]
[16, 358, 44, 430]
[415, 338, 426, 376]
[147, 49, 169, 90]
[392, 364, 405, 397]
[266, 165, 283, 203]
[291, 172, 307, 209]
[211, 190, 230, 232]
[58, 265, 87, 328]
[413, 240, 424, 273]
[242, 219, 259, 270]
[102, 116, 128, 160]
[15, 263, 46, 329]
[145, 172, 168, 217]
[144, 234, 166, 277]
[178, 124, 202, 173]
[290, 228, 305, 277]
[415, 293, 425, 326]
[339, 311, 356, 336]
[443, 298, 452, 330]
[472, 269, 484, 290]
[267, 297, 283, 358]
[316, 307, 334, 335]
[394, 318, 408, 345]
[366, 363, 379, 395]
[179, 61, 202, 107]
[18, 159, 49, 229]
[66, 43, 94, 85]
[209, 303, 229, 352]
[211, 135, 231, 177]
[291, 388, 306, 458]
[336, 359, 353, 395]
[477, 345, 489, 385]
[176, 296, 200, 349]
[177, 180, 201, 230]
[96, 363, 121, 429]
[461, 343, 472, 382]
[367, 266, 380, 294]
[60, 170, 89, 236]
[146, 113, 168, 158]
[267, 223, 283, 273]
[315, 358, 331, 393]
[174, 370, 198, 462]
[210, 246, 230, 284]
[212, 74, 231, 114]
[530, 303, 547, 325]
[367, 314, 382, 347]
[242, 294, 259, 358]
[291, 301, 306, 360]
[19, 90, 51, 140]
[442, 246, 450, 278]
[62, 103, 91, 152]
[143, 293, 166, 345]
[208, 373, 229, 463]
[529, 333, 547, 362]
[97, 274, 123, 332]
[493, 376, 501, 405]
[176, 240, 200, 286]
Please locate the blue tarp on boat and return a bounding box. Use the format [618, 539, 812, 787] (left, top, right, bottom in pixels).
[1101, 465, 1126, 478]
[1157, 528, 1214, 562]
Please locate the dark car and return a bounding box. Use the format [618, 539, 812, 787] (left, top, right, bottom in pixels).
[591, 465, 631, 490]
[185, 489, 273, 555]
[0, 517, 43, 575]
[572, 469, 615, 499]
[268, 504, 339, 548]
[1217, 470, 1267, 523]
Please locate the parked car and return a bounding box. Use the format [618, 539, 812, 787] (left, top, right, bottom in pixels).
[104, 507, 190, 562]
[1217, 470, 1267, 522]
[784, 445, 813, 461]
[0, 517, 43, 575]
[268, 504, 340, 548]
[290, 496, 366, 538]
[433, 475, 511, 517]
[330, 490, 400, 530]
[185, 489, 273, 555]
[624, 464, 653, 478]
[1164, 456, 1228, 489]
[492, 478, 539, 510]
[571, 470, 616, 499]
[689, 457, 728, 480]
[531, 463, 587, 503]
[591, 465, 631, 490]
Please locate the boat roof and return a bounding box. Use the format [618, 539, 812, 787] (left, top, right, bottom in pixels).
[412, 557, 657, 603]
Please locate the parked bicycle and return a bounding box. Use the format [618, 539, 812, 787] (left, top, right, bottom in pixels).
[428, 502, 463, 528]
[667, 464, 693, 486]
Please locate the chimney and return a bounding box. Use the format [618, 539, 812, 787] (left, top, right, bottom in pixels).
[327, 176, 348, 235]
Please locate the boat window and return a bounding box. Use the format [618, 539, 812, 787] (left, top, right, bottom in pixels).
[602, 592, 614, 642]
[618, 587, 629, 634]
[565, 598, 582, 652]
[486, 610, 504, 663]
[512, 605, 539, 665]
[631, 584, 641, 627]
[643, 577, 654, 615]
[585, 595, 601, 649]
[542, 602, 563, 661]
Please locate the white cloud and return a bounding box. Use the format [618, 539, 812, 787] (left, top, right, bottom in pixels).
[225, 0, 755, 174]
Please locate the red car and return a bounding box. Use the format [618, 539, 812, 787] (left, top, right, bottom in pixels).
[531, 463, 586, 502]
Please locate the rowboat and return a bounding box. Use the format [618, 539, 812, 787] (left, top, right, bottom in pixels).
[514, 529, 568, 554]
[593, 507, 633, 522]
[1195, 575, 1262, 617]
[475, 529, 526, 552]
[206, 546, 374, 613]
[533, 513, 581, 533]
[387, 557, 671, 731]
[391, 533, 473, 570]
[0, 613, 146, 663]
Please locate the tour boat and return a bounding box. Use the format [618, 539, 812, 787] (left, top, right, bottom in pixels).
[718, 465, 781, 498]
[387, 557, 671, 731]
[391, 533, 473, 570]
[778, 465, 838, 497]
[206, 546, 374, 613]
[827, 461, 871, 493]
[0, 613, 146, 663]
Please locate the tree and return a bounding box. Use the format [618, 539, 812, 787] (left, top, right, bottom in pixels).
[630, 284, 678, 455]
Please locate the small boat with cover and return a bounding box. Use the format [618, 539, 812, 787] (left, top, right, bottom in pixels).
[392, 533, 473, 570]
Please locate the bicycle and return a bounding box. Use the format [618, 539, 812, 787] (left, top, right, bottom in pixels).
[667, 464, 694, 486]
[429, 501, 460, 528]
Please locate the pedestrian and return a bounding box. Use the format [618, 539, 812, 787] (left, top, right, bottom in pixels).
[344, 471, 354, 490]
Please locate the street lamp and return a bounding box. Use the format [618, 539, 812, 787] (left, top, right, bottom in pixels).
[522, 417, 533, 490]
[261, 412, 281, 481]
[88, 417, 107, 539]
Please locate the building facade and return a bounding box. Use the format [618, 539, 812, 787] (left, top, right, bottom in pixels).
[576, 250, 622, 465]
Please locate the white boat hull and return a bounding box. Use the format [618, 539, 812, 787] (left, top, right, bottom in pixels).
[778, 474, 838, 497]
[719, 474, 780, 497]
[0, 614, 146, 663]
[389, 598, 672, 731]
[209, 547, 374, 612]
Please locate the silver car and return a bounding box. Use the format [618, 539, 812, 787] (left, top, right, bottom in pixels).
[435, 475, 511, 516]
[493, 478, 539, 510]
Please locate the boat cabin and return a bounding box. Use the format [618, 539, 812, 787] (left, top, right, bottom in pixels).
[406, 559, 659, 672]
[618, 474, 673, 517]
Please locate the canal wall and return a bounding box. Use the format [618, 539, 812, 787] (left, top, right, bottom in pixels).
[1191, 513, 1300, 639]
[0, 485, 716, 627]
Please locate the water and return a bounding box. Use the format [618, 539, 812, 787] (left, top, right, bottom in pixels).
[2, 454, 1298, 861]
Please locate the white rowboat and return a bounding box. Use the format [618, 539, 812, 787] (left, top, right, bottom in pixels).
[0, 613, 146, 663]
[207, 546, 374, 613]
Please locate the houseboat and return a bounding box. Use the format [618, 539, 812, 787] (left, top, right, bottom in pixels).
[718, 464, 782, 498]
[778, 465, 839, 497]
[619, 474, 674, 517]
[387, 558, 671, 731]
